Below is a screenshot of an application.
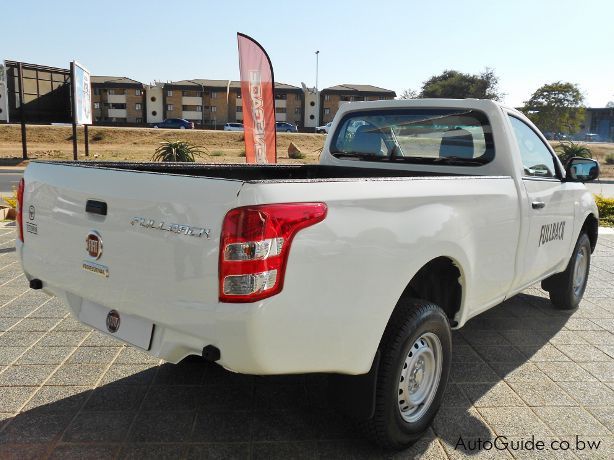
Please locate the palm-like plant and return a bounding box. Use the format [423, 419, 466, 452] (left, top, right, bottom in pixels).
[152, 140, 207, 162]
[555, 140, 592, 165]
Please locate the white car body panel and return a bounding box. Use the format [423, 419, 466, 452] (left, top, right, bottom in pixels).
[18, 99, 599, 375]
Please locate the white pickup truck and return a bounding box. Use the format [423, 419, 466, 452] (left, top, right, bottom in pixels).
[17, 99, 600, 448]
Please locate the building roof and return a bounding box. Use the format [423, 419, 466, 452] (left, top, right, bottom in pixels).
[168, 79, 301, 91]
[323, 84, 396, 95]
[91, 76, 143, 86]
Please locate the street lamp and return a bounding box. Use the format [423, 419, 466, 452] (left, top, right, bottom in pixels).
[315, 50, 319, 132]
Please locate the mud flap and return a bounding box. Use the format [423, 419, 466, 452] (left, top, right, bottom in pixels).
[328, 350, 380, 421]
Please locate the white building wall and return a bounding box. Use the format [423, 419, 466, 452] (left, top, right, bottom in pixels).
[146, 85, 164, 124]
[108, 109, 127, 118]
[182, 96, 202, 105]
[107, 94, 126, 104]
[302, 84, 318, 128]
[0, 82, 7, 122]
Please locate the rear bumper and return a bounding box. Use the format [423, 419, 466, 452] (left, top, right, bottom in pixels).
[28, 275, 377, 376]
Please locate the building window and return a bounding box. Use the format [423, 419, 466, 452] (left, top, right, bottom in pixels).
[167, 90, 173, 97]
[105, 103, 126, 109]
[211, 106, 217, 112]
[135, 103, 142, 111]
[167, 104, 174, 111]
[340, 96, 351, 101]
[296, 94, 301, 101]
[108, 89, 126, 96]
[211, 91, 217, 99]
[93, 102, 100, 109]
[151, 110, 157, 116]
[276, 107, 286, 114]
[236, 93, 242, 99]
[93, 88, 100, 95]
[275, 93, 287, 100]
[182, 105, 202, 112]
[324, 108, 330, 115]
[324, 94, 330, 101]
[136, 89, 142, 96]
[136, 117, 143, 123]
[236, 106, 243, 113]
[182, 90, 203, 97]
[294, 107, 300, 114]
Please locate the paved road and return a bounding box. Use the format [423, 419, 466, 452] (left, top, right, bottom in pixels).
[0, 222, 612, 458]
[0, 169, 22, 196]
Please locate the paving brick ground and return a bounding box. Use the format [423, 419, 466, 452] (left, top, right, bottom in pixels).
[0, 221, 612, 459]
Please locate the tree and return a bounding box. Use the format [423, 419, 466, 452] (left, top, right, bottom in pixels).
[606, 101, 614, 108]
[418, 68, 502, 100]
[523, 82, 585, 134]
[398, 88, 417, 99]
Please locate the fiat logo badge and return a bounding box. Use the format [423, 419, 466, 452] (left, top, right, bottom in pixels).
[106, 309, 120, 333]
[86, 231, 103, 259]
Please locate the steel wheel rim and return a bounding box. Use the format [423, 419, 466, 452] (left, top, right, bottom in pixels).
[398, 332, 442, 423]
[573, 245, 588, 296]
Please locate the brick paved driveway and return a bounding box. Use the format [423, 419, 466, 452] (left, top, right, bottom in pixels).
[0, 222, 612, 459]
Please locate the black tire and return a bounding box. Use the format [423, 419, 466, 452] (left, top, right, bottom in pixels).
[360, 299, 451, 449]
[542, 232, 591, 310]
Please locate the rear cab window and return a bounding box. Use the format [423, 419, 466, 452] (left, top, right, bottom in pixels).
[330, 108, 494, 166]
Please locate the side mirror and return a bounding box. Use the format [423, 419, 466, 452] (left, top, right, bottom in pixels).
[565, 157, 600, 182]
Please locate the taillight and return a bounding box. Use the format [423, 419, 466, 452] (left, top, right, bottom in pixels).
[16, 178, 25, 242]
[219, 203, 327, 302]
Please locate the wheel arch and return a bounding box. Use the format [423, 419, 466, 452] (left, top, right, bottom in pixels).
[581, 213, 598, 253]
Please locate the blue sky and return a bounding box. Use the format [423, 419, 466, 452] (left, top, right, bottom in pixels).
[3, 0, 613, 107]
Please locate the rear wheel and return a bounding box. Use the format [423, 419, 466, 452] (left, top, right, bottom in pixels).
[542, 233, 591, 310]
[360, 299, 451, 449]
[180, 126, 186, 129]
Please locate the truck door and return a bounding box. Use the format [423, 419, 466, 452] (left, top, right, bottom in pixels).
[507, 115, 576, 287]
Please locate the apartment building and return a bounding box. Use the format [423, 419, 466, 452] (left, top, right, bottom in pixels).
[160, 79, 303, 128]
[319, 84, 396, 124]
[236, 82, 303, 126]
[91, 76, 145, 124]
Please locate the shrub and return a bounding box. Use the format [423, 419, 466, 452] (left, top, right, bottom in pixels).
[238, 150, 246, 157]
[595, 195, 614, 227]
[605, 154, 614, 165]
[555, 141, 591, 164]
[91, 132, 105, 142]
[152, 140, 207, 162]
[2, 187, 17, 209]
[288, 150, 306, 159]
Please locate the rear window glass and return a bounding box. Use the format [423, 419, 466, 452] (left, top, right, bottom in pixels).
[330, 108, 494, 166]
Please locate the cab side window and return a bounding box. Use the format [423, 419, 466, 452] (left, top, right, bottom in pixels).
[508, 116, 557, 178]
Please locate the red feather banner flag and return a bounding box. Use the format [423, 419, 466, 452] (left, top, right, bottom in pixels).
[237, 33, 277, 164]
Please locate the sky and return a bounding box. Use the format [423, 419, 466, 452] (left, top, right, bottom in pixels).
[2, 0, 613, 107]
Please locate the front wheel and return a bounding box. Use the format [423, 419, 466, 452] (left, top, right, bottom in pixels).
[542, 233, 591, 310]
[360, 299, 451, 449]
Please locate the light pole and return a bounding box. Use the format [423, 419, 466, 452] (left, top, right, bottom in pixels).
[315, 50, 319, 132]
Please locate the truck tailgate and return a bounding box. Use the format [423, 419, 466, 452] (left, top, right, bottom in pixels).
[20, 162, 241, 328]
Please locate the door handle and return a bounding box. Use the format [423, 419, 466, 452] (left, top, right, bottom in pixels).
[532, 201, 546, 209]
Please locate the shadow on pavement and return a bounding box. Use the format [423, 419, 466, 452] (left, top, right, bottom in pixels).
[0, 292, 572, 459]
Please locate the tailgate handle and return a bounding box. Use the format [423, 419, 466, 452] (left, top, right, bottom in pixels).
[86, 200, 107, 216]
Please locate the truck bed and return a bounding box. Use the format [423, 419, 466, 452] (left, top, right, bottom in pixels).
[39, 161, 470, 182]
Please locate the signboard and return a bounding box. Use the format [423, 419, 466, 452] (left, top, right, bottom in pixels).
[71, 60, 92, 125]
[237, 33, 277, 164]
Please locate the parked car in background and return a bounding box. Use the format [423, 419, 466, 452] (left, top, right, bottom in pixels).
[316, 122, 332, 134]
[275, 122, 298, 132]
[583, 133, 601, 142]
[224, 123, 244, 132]
[152, 119, 194, 129]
